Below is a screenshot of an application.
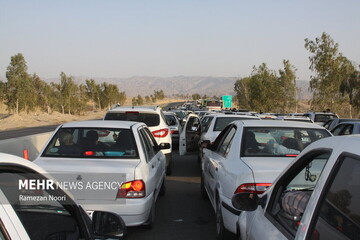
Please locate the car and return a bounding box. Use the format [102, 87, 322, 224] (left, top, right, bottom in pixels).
[0, 152, 126, 239]
[304, 111, 339, 125]
[104, 106, 173, 175]
[199, 120, 332, 239]
[331, 121, 360, 136]
[164, 111, 183, 145]
[34, 120, 168, 228]
[168, 109, 187, 125]
[232, 135, 360, 240]
[323, 118, 360, 130]
[277, 116, 314, 123]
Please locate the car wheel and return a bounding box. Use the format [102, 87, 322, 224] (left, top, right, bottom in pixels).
[143, 198, 156, 229]
[216, 196, 232, 240]
[200, 175, 208, 200]
[159, 178, 166, 196]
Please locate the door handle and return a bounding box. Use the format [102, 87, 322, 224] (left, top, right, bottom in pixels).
[215, 167, 218, 171]
[152, 164, 155, 169]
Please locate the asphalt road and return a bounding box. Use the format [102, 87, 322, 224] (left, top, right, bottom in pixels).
[126, 150, 218, 240]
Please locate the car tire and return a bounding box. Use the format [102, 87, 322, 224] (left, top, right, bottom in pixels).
[216, 195, 233, 240]
[200, 175, 208, 200]
[159, 178, 166, 196]
[143, 198, 156, 229]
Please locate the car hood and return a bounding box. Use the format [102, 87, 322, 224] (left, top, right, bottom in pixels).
[241, 157, 294, 183]
[34, 157, 140, 201]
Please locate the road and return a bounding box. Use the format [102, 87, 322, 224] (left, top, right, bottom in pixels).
[127, 150, 218, 240]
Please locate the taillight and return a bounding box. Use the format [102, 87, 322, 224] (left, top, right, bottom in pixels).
[116, 180, 145, 198]
[234, 183, 271, 194]
[152, 128, 169, 138]
[171, 130, 178, 134]
[84, 151, 95, 156]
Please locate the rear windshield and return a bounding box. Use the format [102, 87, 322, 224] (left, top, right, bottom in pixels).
[314, 114, 338, 123]
[165, 115, 177, 126]
[42, 128, 138, 158]
[241, 127, 331, 157]
[213, 117, 258, 132]
[105, 112, 160, 127]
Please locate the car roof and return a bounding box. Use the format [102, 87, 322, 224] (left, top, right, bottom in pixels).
[303, 135, 360, 155]
[0, 153, 47, 173]
[61, 120, 144, 129]
[213, 114, 259, 119]
[336, 121, 360, 125]
[234, 120, 325, 128]
[107, 106, 160, 113]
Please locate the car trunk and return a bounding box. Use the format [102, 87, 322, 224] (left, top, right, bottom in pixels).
[241, 157, 295, 183]
[35, 157, 140, 201]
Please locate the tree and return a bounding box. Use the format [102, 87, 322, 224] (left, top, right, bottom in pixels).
[192, 93, 201, 100]
[31, 74, 54, 113]
[305, 32, 356, 115]
[52, 72, 78, 114]
[278, 60, 297, 112]
[340, 70, 360, 117]
[5, 53, 32, 113]
[85, 79, 101, 110]
[234, 77, 251, 109]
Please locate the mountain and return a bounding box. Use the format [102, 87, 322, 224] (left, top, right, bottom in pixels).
[43, 76, 311, 99]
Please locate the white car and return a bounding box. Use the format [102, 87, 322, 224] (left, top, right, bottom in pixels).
[304, 112, 339, 126]
[233, 135, 360, 240]
[164, 111, 183, 144]
[0, 153, 126, 239]
[34, 120, 167, 228]
[199, 120, 332, 239]
[104, 106, 173, 175]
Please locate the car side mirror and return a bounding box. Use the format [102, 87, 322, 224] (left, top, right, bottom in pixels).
[231, 193, 260, 211]
[159, 143, 171, 150]
[92, 211, 126, 239]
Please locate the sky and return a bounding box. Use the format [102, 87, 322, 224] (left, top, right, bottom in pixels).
[0, 0, 359, 81]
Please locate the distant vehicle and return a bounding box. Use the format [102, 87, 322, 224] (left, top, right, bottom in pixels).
[200, 120, 332, 239]
[331, 121, 360, 136]
[169, 109, 187, 125]
[277, 116, 314, 123]
[104, 106, 173, 175]
[323, 118, 360, 130]
[35, 120, 168, 228]
[304, 111, 338, 125]
[164, 112, 182, 145]
[257, 114, 278, 120]
[204, 99, 222, 111]
[0, 153, 126, 239]
[233, 135, 360, 240]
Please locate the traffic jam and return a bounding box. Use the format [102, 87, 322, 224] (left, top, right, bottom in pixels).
[1, 99, 360, 240]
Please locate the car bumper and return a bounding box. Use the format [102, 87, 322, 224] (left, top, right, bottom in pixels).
[78, 193, 154, 227]
[221, 195, 240, 234]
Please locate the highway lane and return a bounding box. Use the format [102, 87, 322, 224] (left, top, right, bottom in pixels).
[126, 150, 220, 240]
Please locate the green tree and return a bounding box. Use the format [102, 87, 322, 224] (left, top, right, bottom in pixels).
[5, 53, 32, 113]
[278, 60, 297, 112]
[234, 77, 251, 109]
[31, 74, 55, 113]
[52, 72, 78, 114]
[305, 32, 356, 115]
[135, 95, 144, 105]
[340, 70, 360, 117]
[192, 93, 201, 100]
[85, 79, 101, 110]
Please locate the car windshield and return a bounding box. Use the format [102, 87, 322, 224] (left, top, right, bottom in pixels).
[314, 114, 338, 123]
[104, 112, 160, 127]
[241, 127, 331, 157]
[213, 117, 257, 132]
[42, 128, 138, 158]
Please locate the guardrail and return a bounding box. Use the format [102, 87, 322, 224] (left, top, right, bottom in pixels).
[0, 132, 53, 161]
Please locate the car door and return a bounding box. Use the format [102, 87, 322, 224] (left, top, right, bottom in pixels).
[202, 125, 235, 204]
[300, 154, 360, 239]
[241, 149, 332, 240]
[138, 127, 163, 197]
[179, 114, 201, 156]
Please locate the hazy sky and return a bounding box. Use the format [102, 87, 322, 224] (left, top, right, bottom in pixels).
[0, 0, 359, 80]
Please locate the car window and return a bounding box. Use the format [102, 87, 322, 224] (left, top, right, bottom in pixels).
[139, 128, 155, 161]
[341, 124, 353, 135]
[331, 125, 346, 136]
[42, 127, 138, 158]
[314, 114, 338, 123]
[311, 156, 360, 240]
[242, 127, 331, 157]
[0, 171, 83, 240]
[323, 120, 333, 129]
[213, 117, 247, 132]
[104, 112, 160, 127]
[217, 126, 237, 157]
[165, 115, 177, 126]
[267, 151, 331, 238]
[201, 116, 214, 133]
[186, 116, 200, 131]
